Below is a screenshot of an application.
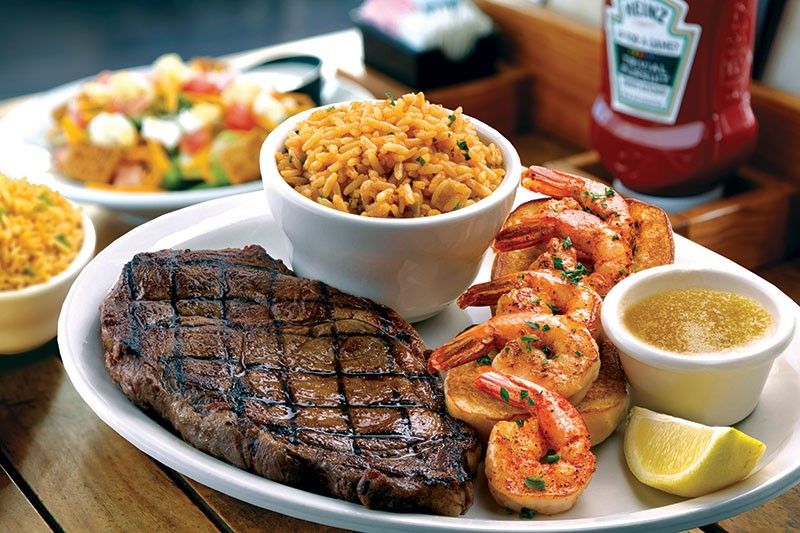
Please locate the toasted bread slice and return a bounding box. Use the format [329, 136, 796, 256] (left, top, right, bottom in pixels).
[576, 337, 628, 446]
[627, 198, 675, 271]
[445, 361, 527, 442]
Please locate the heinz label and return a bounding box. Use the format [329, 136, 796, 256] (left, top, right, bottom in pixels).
[605, 0, 701, 124]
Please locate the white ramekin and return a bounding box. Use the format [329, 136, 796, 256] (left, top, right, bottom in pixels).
[601, 264, 796, 426]
[260, 102, 521, 322]
[0, 211, 96, 354]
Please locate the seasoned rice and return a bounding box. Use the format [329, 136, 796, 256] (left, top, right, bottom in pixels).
[0, 174, 84, 291]
[275, 92, 505, 217]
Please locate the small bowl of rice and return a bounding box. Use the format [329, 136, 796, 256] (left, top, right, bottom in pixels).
[0, 174, 96, 354]
[260, 93, 520, 322]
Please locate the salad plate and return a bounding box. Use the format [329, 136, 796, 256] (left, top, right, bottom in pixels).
[58, 189, 800, 532]
[0, 75, 372, 222]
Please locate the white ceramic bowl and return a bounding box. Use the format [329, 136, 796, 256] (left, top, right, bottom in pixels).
[602, 264, 796, 426]
[0, 211, 96, 354]
[260, 102, 521, 322]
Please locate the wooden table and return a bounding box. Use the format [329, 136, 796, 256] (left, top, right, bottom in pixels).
[1, 29, 799, 533]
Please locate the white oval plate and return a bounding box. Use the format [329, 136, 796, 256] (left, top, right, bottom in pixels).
[58, 189, 800, 532]
[0, 76, 372, 222]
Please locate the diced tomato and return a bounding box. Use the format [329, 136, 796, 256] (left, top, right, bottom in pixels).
[223, 102, 257, 131]
[180, 128, 211, 154]
[113, 164, 146, 187]
[182, 70, 232, 95]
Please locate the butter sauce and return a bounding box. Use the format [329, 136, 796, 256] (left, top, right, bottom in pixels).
[622, 288, 772, 354]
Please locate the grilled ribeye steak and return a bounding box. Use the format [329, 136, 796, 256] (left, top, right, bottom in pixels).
[101, 245, 480, 515]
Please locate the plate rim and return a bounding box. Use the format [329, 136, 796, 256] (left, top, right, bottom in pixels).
[58, 191, 800, 532]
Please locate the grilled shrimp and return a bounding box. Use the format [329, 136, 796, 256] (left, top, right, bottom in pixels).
[529, 237, 580, 273]
[428, 312, 600, 403]
[522, 166, 632, 244]
[457, 270, 602, 337]
[476, 371, 595, 515]
[493, 210, 632, 296]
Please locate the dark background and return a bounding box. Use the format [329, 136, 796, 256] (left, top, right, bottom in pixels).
[0, 0, 360, 99]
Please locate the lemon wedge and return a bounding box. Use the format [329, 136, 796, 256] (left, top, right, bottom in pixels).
[624, 407, 766, 498]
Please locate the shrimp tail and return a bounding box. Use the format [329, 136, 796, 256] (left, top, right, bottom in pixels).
[493, 218, 552, 252]
[521, 166, 581, 197]
[427, 323, 497, 373]
[457, 275, 522, 308]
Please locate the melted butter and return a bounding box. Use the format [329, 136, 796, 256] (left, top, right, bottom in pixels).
[622, 287, 773, 354]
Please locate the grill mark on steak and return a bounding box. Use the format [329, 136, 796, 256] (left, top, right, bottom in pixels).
[102, 245, 480, 515]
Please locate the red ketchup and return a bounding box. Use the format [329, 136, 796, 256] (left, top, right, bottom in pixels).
[590, 0, 758, 196]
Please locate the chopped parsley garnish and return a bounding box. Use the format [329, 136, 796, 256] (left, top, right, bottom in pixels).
[520, 389, 529, 400]
[524, 476, 546, 491]
[525, 321, 540, 330]
[541, 450, 561, 464]
[520, 507, 536, 519]
[22, 266, 35, 276]
[499, 387, 510, 402]
[527, 397, 535, 406]
[327, 106, 336, 112]
[55, 234, 71, 248]
[542, 346, 553, 357]
[605, 186, 615, 197]
[416, 156, 426, 166]
[611, 234, 620, 241]
[561, 263, 590, 284]
[552, 256, 565, 270]
[546, 302, 561, 314]
[456, 140, 471, 160]
[517, 273, 525, 279]
[515, 419, 525, 427]
[520, 336, 538, 351]
[590, 192, 605, 201]
[448, 114, 456, 125]
[542, 324, 551, 332]
[575, 350, 583, 357]
[385, 92, 396, 105]
[561, 236, 572, 249]
[618, 268, 627, 274]
[475, 355, 492, 366]
[453, 202, 461, 210]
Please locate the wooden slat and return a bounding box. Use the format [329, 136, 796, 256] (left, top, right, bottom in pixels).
[757, 258, 800, 303]
[512, 131, 581, 166]
[751, 84, 800, 186]
[184, 479, 349, 533]
[0, 465, 50, 532]
[0, 351, 217, 531]
[719, 486, 800, 532]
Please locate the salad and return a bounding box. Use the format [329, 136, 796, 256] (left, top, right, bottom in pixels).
[50, 54, 315, 192]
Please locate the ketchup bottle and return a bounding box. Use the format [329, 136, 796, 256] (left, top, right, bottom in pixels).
[590, 0, 758, 196]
